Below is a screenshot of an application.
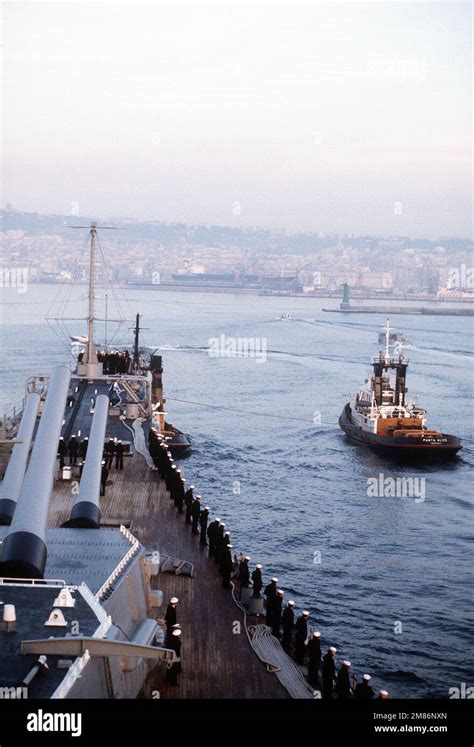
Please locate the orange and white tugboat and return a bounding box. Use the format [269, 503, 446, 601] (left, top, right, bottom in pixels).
[339, 320, 462, 458]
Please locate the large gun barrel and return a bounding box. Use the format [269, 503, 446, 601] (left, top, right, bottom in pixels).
[0, 366, 70, 579]
[0, 392, 41, 525]
[62, 394, 109, 528]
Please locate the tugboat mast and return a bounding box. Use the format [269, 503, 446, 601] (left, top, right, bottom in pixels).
[384, 318, 391, 361]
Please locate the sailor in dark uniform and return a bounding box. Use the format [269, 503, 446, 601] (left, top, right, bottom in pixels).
[68, 434, 79, 465]
[165, 456, 175, 487]
[214, 522, 225, 563]
[79, 436, 89, 460]
[271, 589, 284, 638]
[218, 530, 231, 567]
[166, 628, 182, 686]
[221, 543, 233, 590]
[335, 660, 353, 699]
[264, 577, 279, 626]
[191, 495, 201, 534]
[281, 599, 295, 650]
[294, 610, 310, 664]
[378, 690, 389, 699]
[166, 464, 177, 495]
[184, 485, 194, 525]
[354, 674, 375, 700]
[105, 438, 115, 469]
[251, 564, 263, 597]
[306, 631, 322, 687]
[218, 531, 231, 573]
[100, 460, 109, 496]
[238, 556, 251, 589]
[58, 437, 67, 469]
[172, 469, 183, 506]
[165, 596, 179, 646]
[175, 475, 186, 514]
[207, 517, 220, 557]
[322, 646, 337, 699]
[199, 506, 210, 545]
[115, 440, 124, 469]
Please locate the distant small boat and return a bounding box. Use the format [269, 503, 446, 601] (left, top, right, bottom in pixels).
[279, 312, 292, 320]
[70, 335, 88, 344]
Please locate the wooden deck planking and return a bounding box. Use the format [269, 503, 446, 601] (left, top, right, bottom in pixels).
[48, 452, 288, 699]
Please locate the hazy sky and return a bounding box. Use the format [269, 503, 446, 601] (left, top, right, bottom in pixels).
[2, 1, 472, 237]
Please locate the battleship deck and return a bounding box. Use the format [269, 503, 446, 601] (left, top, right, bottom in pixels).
[48, 450, 288, 699]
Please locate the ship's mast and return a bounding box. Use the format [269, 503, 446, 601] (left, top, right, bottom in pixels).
[83, 222, 98, 366]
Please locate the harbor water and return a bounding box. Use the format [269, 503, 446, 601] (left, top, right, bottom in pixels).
[1, 286, 473, 697]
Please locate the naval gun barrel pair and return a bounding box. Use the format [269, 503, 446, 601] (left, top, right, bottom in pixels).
[0, 366, 109, 578]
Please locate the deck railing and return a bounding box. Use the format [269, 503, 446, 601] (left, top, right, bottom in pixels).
[94, 525, 140, 601]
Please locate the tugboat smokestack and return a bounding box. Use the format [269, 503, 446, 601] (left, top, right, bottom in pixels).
[62, 394, 109, 528]
[0, 392, 41, 525]
[0, 366, 70, 579]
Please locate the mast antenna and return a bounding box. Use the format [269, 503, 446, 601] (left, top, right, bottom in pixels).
[384, 318, 391, 361]
[69, 222, 119, 378]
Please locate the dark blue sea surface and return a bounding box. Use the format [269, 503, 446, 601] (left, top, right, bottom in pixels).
[1, 286, 473, 698]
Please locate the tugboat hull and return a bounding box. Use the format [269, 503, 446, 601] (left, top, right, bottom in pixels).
[163, 423, 192, 453]
[339, 404, 462, 458]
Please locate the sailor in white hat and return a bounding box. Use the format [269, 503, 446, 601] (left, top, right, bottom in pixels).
[251, 564, 263, 597]
[191, 493, 201, 534]
[335, 660, 352, 699]
[264, 577, 279, 626]
[271, 589, 285, 638]
[206, 516, 220, 558]
[295, 610, 310, 664]
[221, 543, 233, 590]
[282, 599, 296, 650]
[100, 459, 108, 496]
[165, 597, 179, 645]
[238, 555, 251, 591]
[322, 646, 338, 698]
[307, 630, 322, 686]
[354, 674, 375, 700]
[184, 483, 194, 525]
[166, 628, 182, 686]
[199, 504, 210, 546]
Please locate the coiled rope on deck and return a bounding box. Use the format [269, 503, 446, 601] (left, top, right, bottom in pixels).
[230, 583, 314, 699]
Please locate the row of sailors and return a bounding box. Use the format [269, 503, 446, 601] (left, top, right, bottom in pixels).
[57, 436, 125, 470]
[238, 564, 387, 700]
[77, 349, 131, 375]
[149, 432, 388, 698]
